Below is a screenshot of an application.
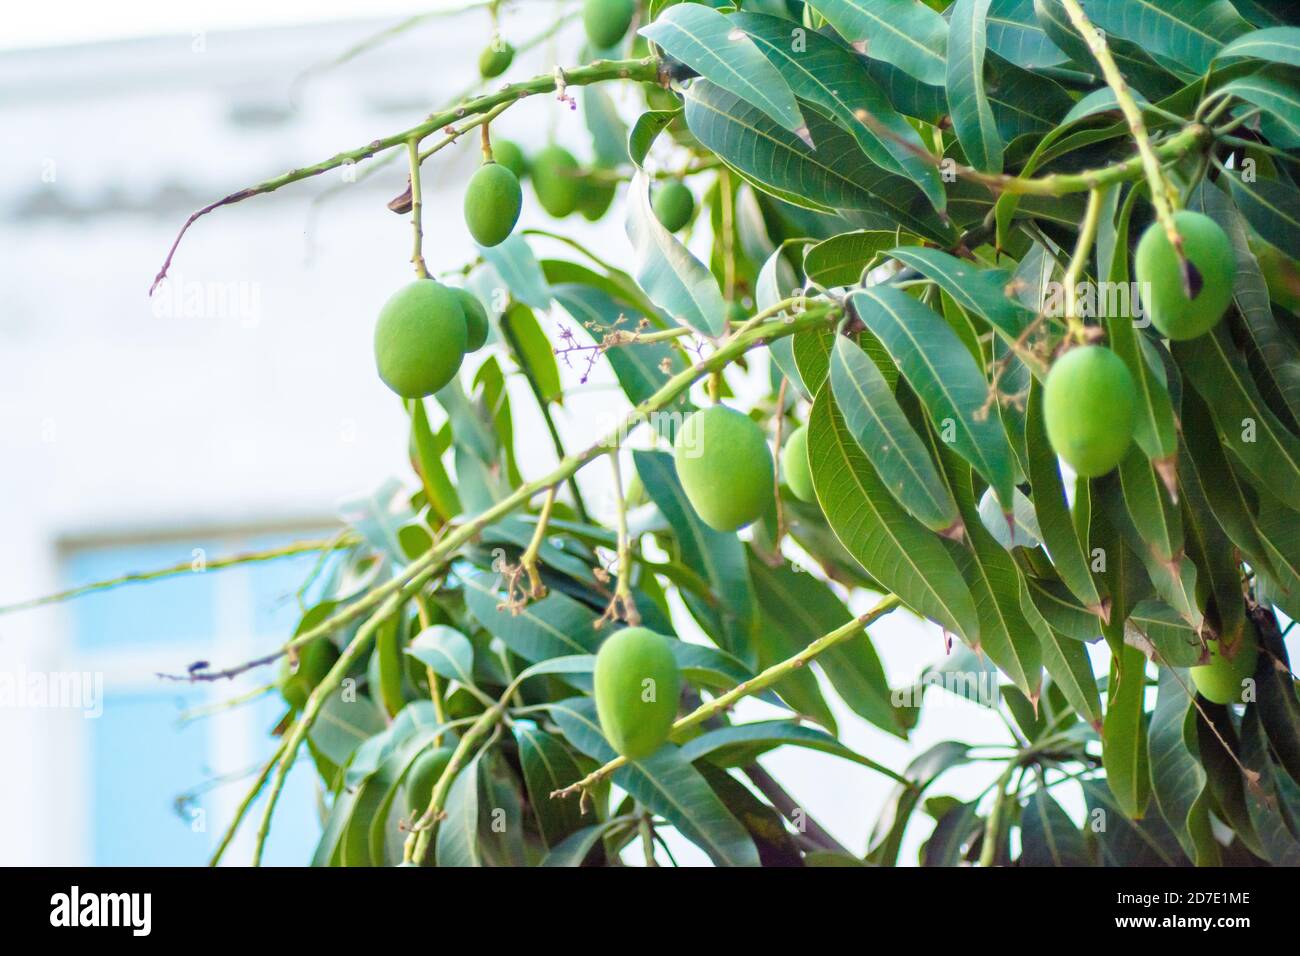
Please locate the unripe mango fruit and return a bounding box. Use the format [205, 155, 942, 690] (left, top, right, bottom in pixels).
[464, 162, 522, 248]
[594, 627, 681, 759]
[1192, 634, 1258, 705]
[404, 746, 455, 814]
[1135, 210, 1235, 340]
[530, 145, 581, 218]
[492, 139, 528, 181]
[478, 41, 513, 78]
[374, 279, 467, 398]
[577, 174, 617, 221]
[583, 0, 635, 50]
[280, 637, 339, 711]
[652, 181, 694, 232]
[452, 287, 489, 351]
[673, 404, 774, 531]
[782, 424, 815, 502]
[1043, 346, 1137, 477]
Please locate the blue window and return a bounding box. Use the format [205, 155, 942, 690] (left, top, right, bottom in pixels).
[62, 530, 339, 866]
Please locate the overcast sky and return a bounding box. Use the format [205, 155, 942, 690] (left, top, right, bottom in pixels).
[2, 1, 458, 50]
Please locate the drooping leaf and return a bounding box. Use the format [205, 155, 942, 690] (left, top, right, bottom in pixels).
[947, 0, 1004, 172]
[808, 0, 949, 85]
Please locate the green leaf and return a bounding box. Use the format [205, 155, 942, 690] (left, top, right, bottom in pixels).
[868, 741, 972, 865]
[1127, 599, 1203, 667]
[548, 697, 761, 866]
[1033, 1, 1182, 100]
[1101, 642, 1151, 820]
[948, 0, 1004, 172]
[682, 80, 955, 243]
[582, 85, 627, 168]
[808, 0, 949, 85]
[640, 4, 807, 135]
[627, 107, 682, 168]
[408, 399, 460, 521]
[747, 554, 903, 736]
[830, 336, 960, 534]
[406, 625, 476, 688]
[987, 0, 1068, 68]
[513, 720, 591, 849]
[1149, 667, 1220, 865]
[1216, 25, 1300, 67]
[1117, 446, 1182, 564]
[1080, 779, 1187, 866]
[1173, 325, 1300, 512]
[478, 234, 552, 310]
[1240, 706, 1300, 864]
[1253, 614, 1300, 789]
[851, 286, 1018, 510]
[499, 302, 563, 404]
[634, 449, 757, 665]
[1223, 170, 1300, 253]
[1084, 0, 1252, 74]
[808, 388, 980, 642]
[435, 748, 484, 867]
[463, 570, 603, 664]
[626, 171, 727, 336]
[805, 230, 907, 288]
[1022, 581, 1102, 724]
[793, 324, 836, 396]
[1021, 786, 1088, 866]
[1220, 66, 1300, 146]
[887, 246, 1033, 344]
[734, 13, 946, 213]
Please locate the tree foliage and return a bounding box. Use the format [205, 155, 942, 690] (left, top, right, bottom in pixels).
[23, 0, 1300, 867]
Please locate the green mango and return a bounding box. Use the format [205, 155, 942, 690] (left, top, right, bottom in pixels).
[464, 161, 522, 247]
[478, 41, 514, 79]
[373, 280, 467, 398]
[404, 746, 455, 815]
[781, 423, 815, 503]
[1135, 210, 1235, 340]
[594, 627, 682, 759]
[451, 287, 490, 352]
[1191, 633, 1258, 705]
[652, 180, 694, 232]
[1043, 345, 1136, 477]
[673, 405, 774, 531]
[530, 145, 581, 218]
[583, 0, 635, 50]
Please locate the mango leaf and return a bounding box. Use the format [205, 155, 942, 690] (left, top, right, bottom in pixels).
[808, 0, 949, 85]
[640, 4, 806, 135]
[627, 108, 681, 168]
[1149, 667, 1220, 864]
[408, 399, 461, 521]
[1117, 446, 1182, 563]
[683, 80, 955, 243]
[463, 570, 603, 663]
[805, 230, 903, 288]
[1173, 325, 1300, 511]
[678, 719, 896, 772]
[1240, 707, 1300, 864]
[1195, 701, 1265, 859]
[863, 57, 947, 124]
[478, 234, 551, 310]
[435, 748, 484, 867]
[1216, 25, 1300, 67]
[793, 323, 837, 396]
[1084, 0, 1252, 74]
[1021, 785, 1088, 866]
[756, 244, 809, 398]
[808, 388, 980, 642]
[1253, 614, 1300, 788]
[852, 286, 1018, 510]
[1127, 599, 1203, 667]
[1102, 642, 1152, 820]
[1223, 171, 1300, 253]
[626, 171, 727, 336]
[1021, 580, 1102, 724]
[513, 720, 591, 849]
[1033, 0, 1182, 100]
[948, 0, 1004, 172]
[734, 13, 945, 213]
[830, 335, 961, 534]
[1080, 779, 1187, 866]
[748, 554, 902, 736]
[868, 741, 972, 866]
[887, 246, 1033, 344]
[547, 697, 760, 866]
[406, 625, 476, 688]
[987, 0, 1068, 68]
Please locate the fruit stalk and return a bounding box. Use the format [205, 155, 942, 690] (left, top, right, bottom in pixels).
[1062, 187, 1105, 340]
[552, 594, 907, 799]
[406, 139, 430, 279]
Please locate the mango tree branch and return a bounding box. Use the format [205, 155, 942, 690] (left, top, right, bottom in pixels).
[166, 306, 841, 685]
[0, 535, 357, 617]
[1058, 0, 1185, 267]
[150, 56, 663, 293]
[551, 594, 906, 799]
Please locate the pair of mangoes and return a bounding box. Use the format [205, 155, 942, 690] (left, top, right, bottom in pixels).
[1042, 212, 1237, 477]
[373, 279, 490, 398]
